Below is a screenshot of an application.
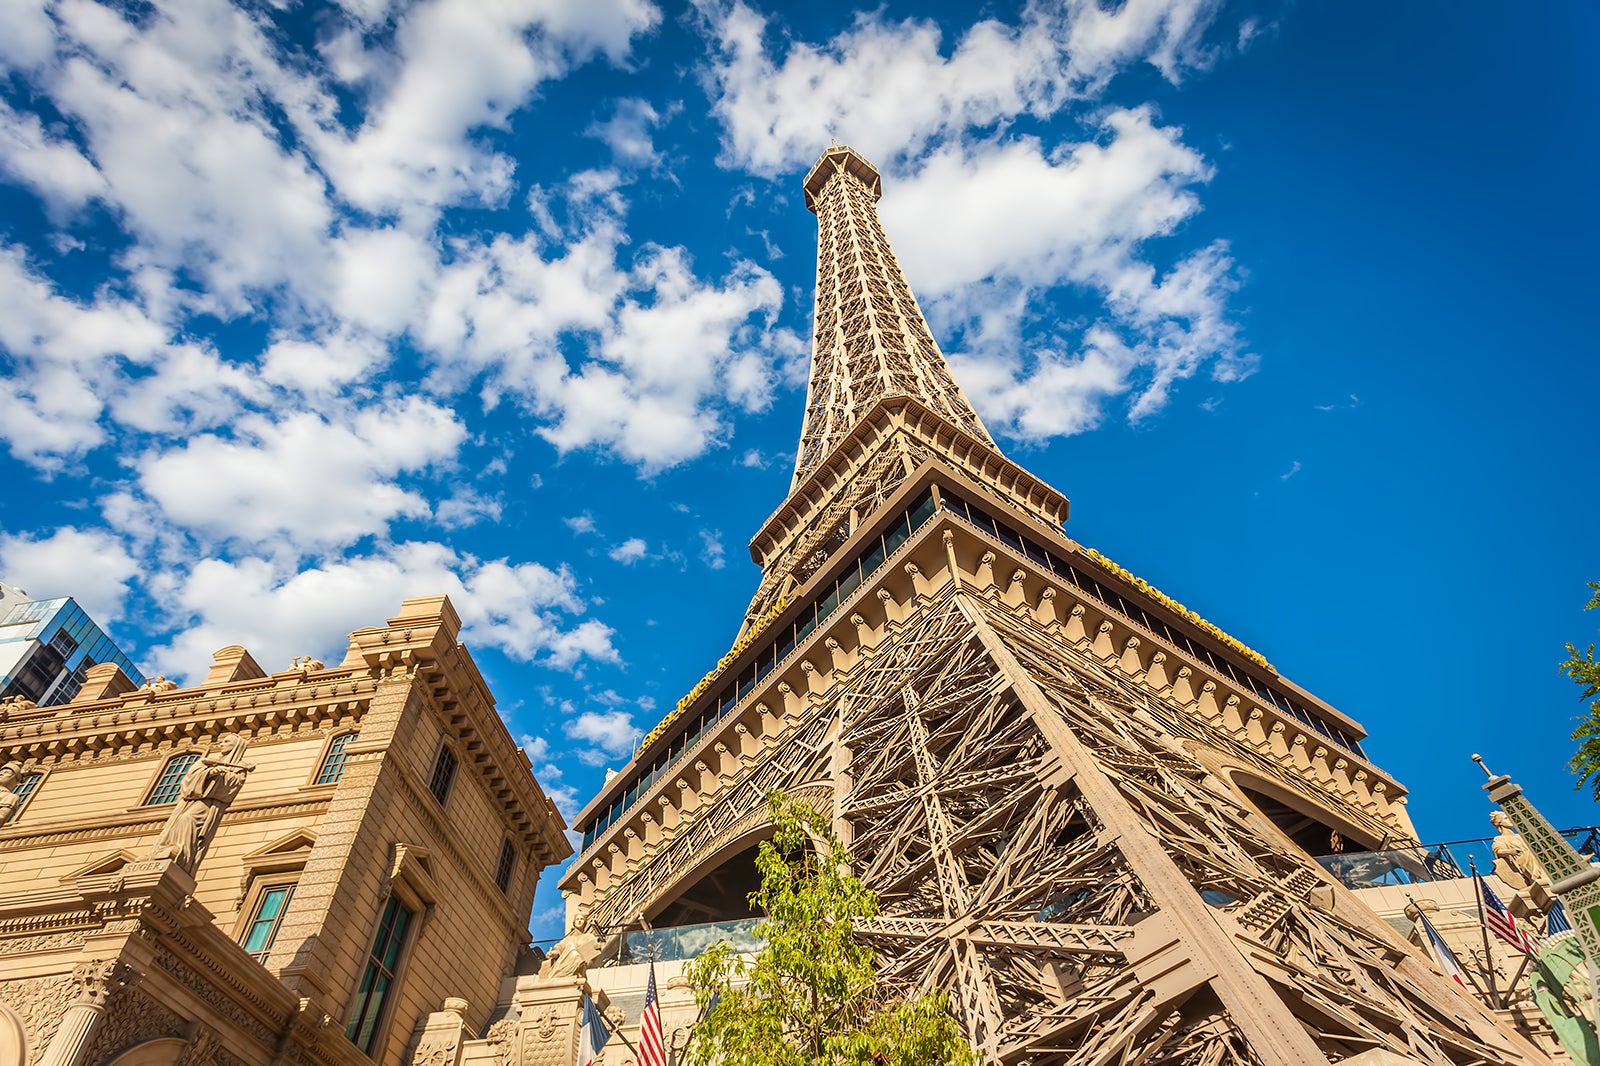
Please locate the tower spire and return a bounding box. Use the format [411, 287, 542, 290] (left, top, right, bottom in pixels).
[792, 146, 993, 487]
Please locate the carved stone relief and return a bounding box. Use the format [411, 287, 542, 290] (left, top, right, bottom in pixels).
[482, 1019, 517, 1066]
[0, 932, 90, 958]
[82, 987, 186, 1066]
[410, 1031, 459, 1066]
[0, 975, 75, 1064]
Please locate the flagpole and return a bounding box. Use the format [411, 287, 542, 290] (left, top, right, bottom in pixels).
[1469, 858, 1502, 1008]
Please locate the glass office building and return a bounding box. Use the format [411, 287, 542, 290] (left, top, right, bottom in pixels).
[0, 590, 144, 706]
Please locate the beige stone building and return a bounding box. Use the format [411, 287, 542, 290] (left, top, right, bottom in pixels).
[0, 595, 571, 1066]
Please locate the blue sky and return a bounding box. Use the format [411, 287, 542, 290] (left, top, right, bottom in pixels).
[1, 0, 1595, 935]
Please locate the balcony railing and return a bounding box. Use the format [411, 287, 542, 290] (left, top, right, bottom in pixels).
[593, 917, 763, 968]
[1315, 826, 1600, 891]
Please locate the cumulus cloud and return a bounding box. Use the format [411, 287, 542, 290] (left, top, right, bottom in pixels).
[0, 527, 139, 624]
[696, 0, 1225, 177]
[422, 175, 803, 470]
[150, 541, 617, 680]
[566, 707, 642, 760]
[587, 97, 669, 168]
[0, 246, 258, 468]
[325, 0, 661, 218]
[130, 397, 466, 556]
[608, 538, 648, 564]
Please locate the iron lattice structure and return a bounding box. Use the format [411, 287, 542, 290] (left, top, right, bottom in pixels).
[791, 148, 992, 488]
[565, 147, 1551, 1065]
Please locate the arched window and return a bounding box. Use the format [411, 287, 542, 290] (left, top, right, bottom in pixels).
[314, 732, 359, 786]
[145, 753, 199, 806]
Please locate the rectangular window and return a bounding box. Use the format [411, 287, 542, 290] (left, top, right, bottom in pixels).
[3, 771, 43, 825]
[884, 517, 910, 555]
[242, 883, 296, 961]
[346, 895, 414, 1054]
[314, 732, 359, 785]
[427, 746, 457, 805]
[495, 839, 516, 893]
[861, 537, 887, 577]
[49, 629, 78, 656]
[146, 753, 199, 806]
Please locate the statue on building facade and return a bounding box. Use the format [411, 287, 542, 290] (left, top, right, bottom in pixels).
[146, 734, 255, 876]
[1492, 810, 1555, 913]
[0, 761, 25, 823]
[536, 907, 604, 982]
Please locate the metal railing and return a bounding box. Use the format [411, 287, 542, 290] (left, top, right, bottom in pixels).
[1314, 826, 1600, 891]
[593, 917, 763, 968]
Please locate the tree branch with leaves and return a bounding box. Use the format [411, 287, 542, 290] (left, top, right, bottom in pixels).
[1563, 581, 1600, 798]
[683, 791, 977, 1066]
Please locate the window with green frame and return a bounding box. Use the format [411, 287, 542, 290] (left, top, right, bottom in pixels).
[145, 752, 198, 805]
[314, 732, 359, 785]
[346, 895, 414, 1054]
[241, 883, 296, 962]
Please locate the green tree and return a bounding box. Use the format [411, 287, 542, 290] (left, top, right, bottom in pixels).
[1564, 581, 1600, 798]
[683, 792, 977, 1066]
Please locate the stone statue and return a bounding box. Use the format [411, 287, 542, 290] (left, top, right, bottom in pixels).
[1491, 810, 1554, 913]
[0, 762, 24, 824]
[291, 656, 325, 672]
[146, 735, 255, 876]
[536, 907, 604, 982]
[138, 675, 179, 693]
[0, 695, 36, 721]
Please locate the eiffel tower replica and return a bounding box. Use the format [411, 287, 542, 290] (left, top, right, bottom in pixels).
[561, 147, 1551, 1065]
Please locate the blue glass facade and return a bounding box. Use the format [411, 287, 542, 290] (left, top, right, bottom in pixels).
[0, 596, 145, 706]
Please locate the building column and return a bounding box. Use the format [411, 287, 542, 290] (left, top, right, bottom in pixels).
[36, 960, 137, 1066]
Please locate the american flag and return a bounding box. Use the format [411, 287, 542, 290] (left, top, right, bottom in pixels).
[1479, 878, 1534, 954]
[639, 959, 667, 1066]
[1548, 899, 1574, 939]
[578, 992, 611, 1066]
[1417, 908, 1467, 987]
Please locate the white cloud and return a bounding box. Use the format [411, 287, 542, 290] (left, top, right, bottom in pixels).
[422, 177, 801, 471]
[608, 538, 648, 564]
[696, 0, 1225, 177]
[698, 529, 726, 570]
[131, 397, 466, 555]
[566, 707, 641, 759]
[587, 97, 667, 168]
[882, 112, 1211, 299]
[1280, 460, 1302, 481]
[0, 245, 207, 467]
[326, 0, 662, 218]
[0, 527, 139, 624]
[0, 99, 107, 211]
[151, 541, 616, 681]
[869, 114, 1249, 439]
